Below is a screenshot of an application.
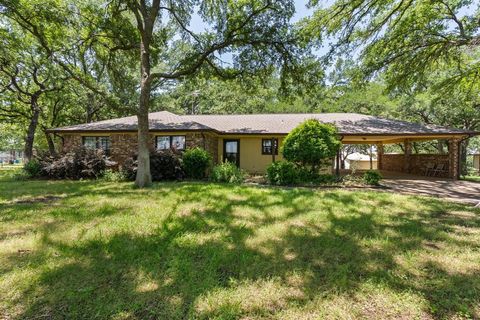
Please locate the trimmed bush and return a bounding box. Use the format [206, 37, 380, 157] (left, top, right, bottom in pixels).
[211, 162, 245, 183]
[122, 150, 184, 181]
[282, 119, 341, 172]
[182, 147, 212, 179]
[266, 161, 298, 185]
[23, 159, 42, 178]
[363, 170, 382, 185]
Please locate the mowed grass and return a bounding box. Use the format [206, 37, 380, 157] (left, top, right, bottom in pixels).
[1, 172, 480, 319]
[463, 175, 480, 183]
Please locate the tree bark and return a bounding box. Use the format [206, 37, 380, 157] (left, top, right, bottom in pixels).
[135, 37, 153, 187]
[24, 99, 40, 162]
[45, 130, 56, 156]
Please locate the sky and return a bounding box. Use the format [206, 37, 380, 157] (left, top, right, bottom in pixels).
[189, 0, 313, 35]
[187, 0, 321, 67]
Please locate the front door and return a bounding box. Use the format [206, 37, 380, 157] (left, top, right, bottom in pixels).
[223, 139, 240, 167]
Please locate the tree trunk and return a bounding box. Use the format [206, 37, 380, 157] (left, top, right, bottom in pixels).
[24, 101, 40, 162]
[135, 38, 152, 187]
[45, 131, 56, 156]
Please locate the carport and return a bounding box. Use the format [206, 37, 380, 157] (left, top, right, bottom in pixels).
[338, 118, 478, 180]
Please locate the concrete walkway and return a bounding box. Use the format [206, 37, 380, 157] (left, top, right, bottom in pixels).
[380, 171, 480, 206]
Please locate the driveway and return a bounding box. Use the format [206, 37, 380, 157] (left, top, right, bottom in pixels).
[380, 171, 480, 206]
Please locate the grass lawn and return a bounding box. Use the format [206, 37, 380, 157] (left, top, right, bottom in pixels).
[1, 171, 480, 319]
[463, 175, 480, 183]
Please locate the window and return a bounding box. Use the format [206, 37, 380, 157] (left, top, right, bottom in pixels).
[156, 136, 170, 150]
[156, 135, 186, 151]
[171, 136, 186, 150]
[82, 136, 110, 155]
[262, 138, 278, 155]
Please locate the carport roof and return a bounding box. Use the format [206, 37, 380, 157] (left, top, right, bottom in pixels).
[50, 111, 477, 136]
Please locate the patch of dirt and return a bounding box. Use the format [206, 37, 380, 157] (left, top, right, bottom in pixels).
[13, 195, 62, 204]
[0, 230, 27, 241]
[17, 249, 32, 255]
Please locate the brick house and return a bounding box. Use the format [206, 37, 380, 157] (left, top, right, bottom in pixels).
[49, 111, 477, 179]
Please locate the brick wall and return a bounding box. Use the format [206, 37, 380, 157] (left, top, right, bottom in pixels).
[382, 154, 450, 177]
[60, 132, 219, 167]
[185, 132, 219, 164]
[61, 134, 82, 152]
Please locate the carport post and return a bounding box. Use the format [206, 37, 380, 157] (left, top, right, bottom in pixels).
[376, 143, 384, 170]
[335, 148, 340, 177]
[404, 139, 412, 173]
[448, 138, 460, 180]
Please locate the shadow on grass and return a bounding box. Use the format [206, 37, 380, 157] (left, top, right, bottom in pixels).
[3, 182, 480, 319]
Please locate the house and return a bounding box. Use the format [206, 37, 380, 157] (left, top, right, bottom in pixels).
[345, 152, 377, 170]
[0, 150, 23, 165]
[49, 111, 477, 179]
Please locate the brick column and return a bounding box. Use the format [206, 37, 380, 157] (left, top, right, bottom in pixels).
[448, 138, 460, 180]
[404, 139, 412, 173]
[376, 143, 384, 170]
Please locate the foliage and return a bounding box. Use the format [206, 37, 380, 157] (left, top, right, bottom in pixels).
[363, 170, 382, 186]
[266, 161, 298, 185]
[122, 151, 185, 182]
[297, 170, 337, 185]
[282, 119, 341, 172]
[182, 147, 212, 179]
[36, 147, 109, 180]
[23, 159, 41, 178]
[211, 162, 245, 184]
[308, 0, 480, 90]
[267, 160, 337, 186]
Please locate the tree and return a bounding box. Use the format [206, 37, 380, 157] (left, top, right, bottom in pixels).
[107, 0, 312, 187]
[0, 29, 66, 161]
[0, 0, 139, 158]
[307, 0, 480, 90]
[282, 119, 341, 172]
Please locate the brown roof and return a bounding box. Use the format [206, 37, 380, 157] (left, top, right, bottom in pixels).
[50, 111, 474, 136]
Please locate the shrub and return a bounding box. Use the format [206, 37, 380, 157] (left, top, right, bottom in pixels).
[211, 162, 245, 183]
[282, 119, 341, 172]
[297, 169, 337, 184]
[150, 150, 185, 181]
[23, 159, 42, 178]
[266, 161, 298, 185]
[102, 169, 128, 182]
[182, 147, 212, 179]
[123, 150, 184, 181]
[121, 158, 137, 181]
[363, 170, 382, 185]
[37, 147, 110, 179]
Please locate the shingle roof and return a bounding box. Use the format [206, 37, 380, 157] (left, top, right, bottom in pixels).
[50, 111, 474, 136]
